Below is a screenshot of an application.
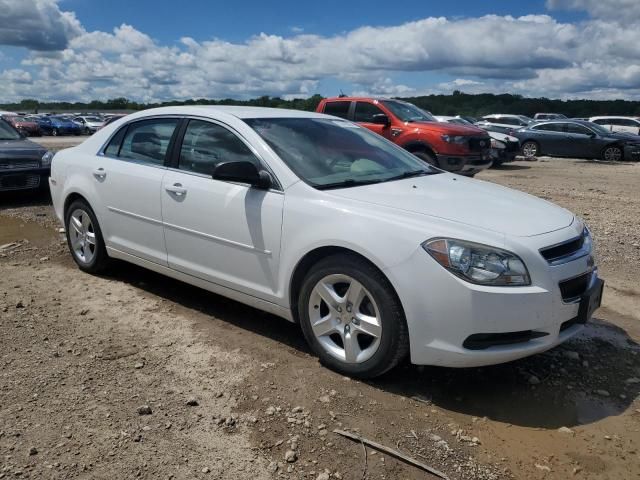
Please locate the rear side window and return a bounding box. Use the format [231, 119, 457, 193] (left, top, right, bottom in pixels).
[323, 101, 351, 119]
[178, 120, 259, 175]
[592, 119, 606, 125]
[354, 102, 385, 123]
[117, 119, 179, 165]
[104, 127, 126, 157]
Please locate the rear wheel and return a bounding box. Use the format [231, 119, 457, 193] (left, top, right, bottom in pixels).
[298, 254, 409, 378]
[52, 128, 58, 137]
[412, 150, 439, 168]
[65, 200, 110, 273]
[521, 141, 539, 158]
[602, 145, 623, 162]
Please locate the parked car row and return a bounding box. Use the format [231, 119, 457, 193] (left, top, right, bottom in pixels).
[0, 112, 124, 137]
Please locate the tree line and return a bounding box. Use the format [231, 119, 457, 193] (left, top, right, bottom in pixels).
[3, 91, 640, 117]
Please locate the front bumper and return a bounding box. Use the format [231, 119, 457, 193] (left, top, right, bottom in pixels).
[624, 144, 640, 161]
[436, 153, 493, 176]
[385, 225, 602, 367]
[0, 166, 49, 191]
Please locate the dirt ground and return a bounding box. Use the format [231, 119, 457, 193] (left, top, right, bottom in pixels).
[1, 148, 639, 479]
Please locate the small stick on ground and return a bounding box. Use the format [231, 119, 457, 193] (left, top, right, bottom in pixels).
[360, 438, 368, 480]
[334, 429, 449, 480]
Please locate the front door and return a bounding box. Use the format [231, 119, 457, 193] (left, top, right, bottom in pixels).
[353, 101, 392, 140]
[161, 119, 284, 300]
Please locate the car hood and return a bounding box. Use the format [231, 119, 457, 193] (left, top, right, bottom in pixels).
[0, 139, 47, 159]
[409, 121, 488, 136]
[328, 174, 574, 237]
[487, 131, 519, 143]
[605, 131, 640, 143]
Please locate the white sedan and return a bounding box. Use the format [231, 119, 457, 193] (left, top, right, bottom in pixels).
[49, 106, 603, 378]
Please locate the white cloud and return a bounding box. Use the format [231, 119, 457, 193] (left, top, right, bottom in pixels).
[546, 0, 640, 22]
[0, 0, 82, 51]
[1, 4, 640, 102]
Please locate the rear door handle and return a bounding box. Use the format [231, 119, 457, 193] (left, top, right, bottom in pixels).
[93, 168, 106, 179]
[165, 183, 187, 196]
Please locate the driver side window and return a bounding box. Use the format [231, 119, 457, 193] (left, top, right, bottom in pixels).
[354, 102, 385, 123]
[178, 120, 259, 175]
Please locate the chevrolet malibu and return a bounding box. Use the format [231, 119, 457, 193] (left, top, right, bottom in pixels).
[49, 106, 604, 378]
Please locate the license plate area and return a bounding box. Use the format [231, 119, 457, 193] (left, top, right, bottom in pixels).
[577, 278, 604, 324]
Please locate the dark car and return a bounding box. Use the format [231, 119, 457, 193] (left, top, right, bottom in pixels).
[0, 119, 53, 192]
[36, 116, 82, 136]
[515, 120, 640, 161]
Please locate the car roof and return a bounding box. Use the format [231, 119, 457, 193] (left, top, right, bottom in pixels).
[589, 115, 639, 120]
[530, 119, 595, 127]
[123, 105, 330, 120]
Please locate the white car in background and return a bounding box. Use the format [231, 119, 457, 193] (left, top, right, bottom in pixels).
[589, 116, 640, 135]
[49, 106, 603, 378]
[435, 116, 520, 166]
[73, 115, 106, 134]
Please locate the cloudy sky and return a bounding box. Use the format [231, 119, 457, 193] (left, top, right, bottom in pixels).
[0, 0, 639, 102]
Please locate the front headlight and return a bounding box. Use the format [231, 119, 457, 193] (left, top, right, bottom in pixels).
[441, 135, 467, 144]
[422, 238, 531, 286]
[490, 139, 506, 149]
[41, 151, 54, 166]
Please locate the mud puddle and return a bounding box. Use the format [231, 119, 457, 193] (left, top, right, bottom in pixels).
[0, 214, 58, 248]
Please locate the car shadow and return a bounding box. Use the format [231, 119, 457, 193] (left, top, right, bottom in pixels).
[103, 261, 639, 430]
[0, 188, 52, 208]
[492, 163, 531, 171]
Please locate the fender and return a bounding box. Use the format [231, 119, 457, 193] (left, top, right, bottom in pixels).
[400, 140, 438, 155]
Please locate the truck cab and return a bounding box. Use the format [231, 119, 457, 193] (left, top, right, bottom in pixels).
[317, 97, 492, 176]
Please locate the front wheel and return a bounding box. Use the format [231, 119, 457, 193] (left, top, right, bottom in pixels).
[52, 128, 58, 136]
[298, 254, 409, 378]
[602, 145, 623, 162]
[521, 141, 539, 158]
[65, 200, 110, 273]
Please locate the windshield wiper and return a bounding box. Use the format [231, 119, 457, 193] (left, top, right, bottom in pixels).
[384, 170, 437, 182]
[315, 178, 384, 190]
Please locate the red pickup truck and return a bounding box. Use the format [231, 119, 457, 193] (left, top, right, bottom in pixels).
[316, 97, 492, 176]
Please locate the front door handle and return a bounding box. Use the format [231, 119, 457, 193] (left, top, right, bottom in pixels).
[165, 183, 187, 196]
[93, 168, 106, 180]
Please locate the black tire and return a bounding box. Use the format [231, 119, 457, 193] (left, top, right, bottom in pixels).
[521, 140, 539, 158]
[602, 145, 623, 162]
[52, 128, 58, 137]
[84, 127, 91, 135]
[64, 199, 111, 274]
[297, 253, 409, 379]
[412, 150, 439, 168]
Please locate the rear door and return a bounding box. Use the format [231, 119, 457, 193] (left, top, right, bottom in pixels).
[321, 100, 352, 120]
[93, 117, 180, 265]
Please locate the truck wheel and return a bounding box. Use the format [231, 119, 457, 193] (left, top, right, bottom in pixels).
[413, 151, 439, 167]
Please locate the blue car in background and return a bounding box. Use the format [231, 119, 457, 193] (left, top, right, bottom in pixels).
[36, 116, 82, 136]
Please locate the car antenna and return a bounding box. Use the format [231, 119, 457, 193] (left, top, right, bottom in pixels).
[338, 90, 346, 98]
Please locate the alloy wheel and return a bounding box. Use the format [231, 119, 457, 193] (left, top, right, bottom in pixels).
[308, 274, 382, 364]
[68, 209, 97, 264]
[603, 146, 622, 162]
[522, 142, 538, 157]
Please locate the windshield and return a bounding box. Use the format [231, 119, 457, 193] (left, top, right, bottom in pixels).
[245, 118, 439, 189]
[85, 116, 103, 122]
[381, 100, 436, 122]
[0, 120, 21, 140]
[518, 115, 534, 124]
[584, 121, 611, 135]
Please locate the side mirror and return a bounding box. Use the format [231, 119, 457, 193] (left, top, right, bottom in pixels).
[372, 114, 391, 126]
[212, 160, 272, 189]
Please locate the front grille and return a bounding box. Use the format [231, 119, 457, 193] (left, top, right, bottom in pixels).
[0, 160, 40, 170]
[559, 272, 591, 302]
[540, 235, 584, 263]
[0, 174, 40, 191]
[463, 330, 548, 350]
[505, 141, 520, 152]
[468, 136, 491, 152]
